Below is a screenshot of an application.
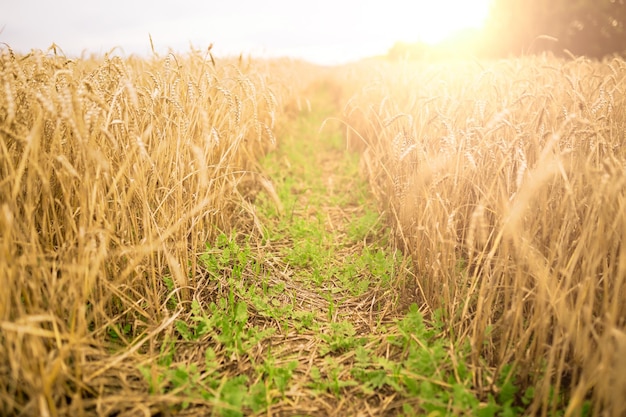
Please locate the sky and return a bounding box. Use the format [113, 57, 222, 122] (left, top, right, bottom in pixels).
[0, 0, 491, 65]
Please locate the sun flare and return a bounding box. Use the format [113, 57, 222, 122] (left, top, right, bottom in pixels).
[394, 0, 491, 45]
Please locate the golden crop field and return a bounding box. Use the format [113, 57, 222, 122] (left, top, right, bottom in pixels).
[339, 55, 626, 416]
[0, 47, 306, 415]
[1, 46, 625, 416]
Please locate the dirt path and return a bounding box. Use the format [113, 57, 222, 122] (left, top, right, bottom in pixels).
[237, 81, 410, 415]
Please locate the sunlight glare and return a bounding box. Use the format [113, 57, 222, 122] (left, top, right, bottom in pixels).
[403, 0, 491, 45]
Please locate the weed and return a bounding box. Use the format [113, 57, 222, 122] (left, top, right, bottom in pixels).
[309, 358, 359, 395]
[258, 356, 299, 395]
[347, 208, 381, 242]
[320, 321, 362, 355]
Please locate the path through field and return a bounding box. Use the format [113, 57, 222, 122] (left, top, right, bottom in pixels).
[164, 79, 496, 417]
[179, 80, 418, 416]
[242, 81, 413, 415]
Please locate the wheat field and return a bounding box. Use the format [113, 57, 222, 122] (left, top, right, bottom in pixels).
[0, 46, 315, 415]
[339, 54, 626, 416]
[2, 44, 626, 416]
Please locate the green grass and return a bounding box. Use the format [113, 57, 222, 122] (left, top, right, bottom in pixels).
[134, 81, 533, 416]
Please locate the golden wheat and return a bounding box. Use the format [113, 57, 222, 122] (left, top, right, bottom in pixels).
[339, 54, 626, 416]
[0, 46, 305, 415]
